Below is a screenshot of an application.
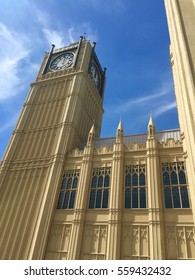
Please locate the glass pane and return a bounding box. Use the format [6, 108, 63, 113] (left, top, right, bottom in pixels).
[163, 172, 170, 185]
[125, 174, 131, 187]
[61, 178, 66, 189]
[102, 189, 109, 208]
[132, 174, 138, 186]
[69, 191, 76, 208]
[132, 188, 138, 208]
[63, 191, 70, 209]
[67, 178, 72, 189]
[125, 188, 131, 208]
[89, 190, 96, 209]
[96, 190, 102, 208]
[171, 171, 178, 185]
[98, 176, 103, 188]
[172, 187, 181, 208]
[104, 175, 110, 188]
[164, 187, 172, 208]
[140, 188, 146, 208]
[57, 191, 64, 209]
[179, 171, 186, 184]
[72, 177, 78, 189]
[140, 173, 145, 186]
[91, 176, 97, 188]
[181, 186, 190, 208]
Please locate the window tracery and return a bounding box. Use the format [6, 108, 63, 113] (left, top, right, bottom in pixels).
[125, 165, 146, 208]
[162, 162, 190, 208]
[57, 170, 80, 209]
[89, 167, 111, 209]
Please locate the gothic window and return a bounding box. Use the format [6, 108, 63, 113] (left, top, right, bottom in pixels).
[89, 168, 111, 209]
[162, 163, 190, 208]
[57, 170, 80, 209]
[125, 165, 146, 208]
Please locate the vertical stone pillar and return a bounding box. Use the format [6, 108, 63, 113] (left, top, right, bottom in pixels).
[67, 125, 95, 259]
[146, 116, 165, 259]
[107, 120, 124, 259]
[164, 0, 195, 225]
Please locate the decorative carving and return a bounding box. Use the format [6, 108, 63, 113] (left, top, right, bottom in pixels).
[81, 224, 107, 259]
[140, 226, 148, 240]
[133, 227, 139, 243]
[177, 228, 185, 244]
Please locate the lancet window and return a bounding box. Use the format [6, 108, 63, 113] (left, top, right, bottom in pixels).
[57, 170, 80, 209]
[125, 165, 146, 208]
[162, 162, 190, 208]
[89, 167, 111, 209]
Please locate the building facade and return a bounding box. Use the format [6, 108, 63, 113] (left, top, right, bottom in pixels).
[0, 0, 195, 260]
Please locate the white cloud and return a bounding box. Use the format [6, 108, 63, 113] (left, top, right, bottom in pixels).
[153, 101, 176, 117]
[106, 77, 176, 125]
[110, 86, 171, 114]
[42, 28, 64, 48]
[34, 6, 97, 48]
[0, 23, 30, 101]
[67, 23, 98, 44]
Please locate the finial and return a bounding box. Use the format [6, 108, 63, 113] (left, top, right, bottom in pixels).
[92, 42, 96, 49]
[116, 117, 124, 143]
[148, 112, 155, 126]
[147, 113, 156, 138]
[87, 123, 95, 145]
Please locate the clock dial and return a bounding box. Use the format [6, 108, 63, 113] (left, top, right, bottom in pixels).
[50, 53, 74, 71]
[89, 63, 100, 89]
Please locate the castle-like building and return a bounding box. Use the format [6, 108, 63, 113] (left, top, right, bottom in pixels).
[0, 0, 195, 260]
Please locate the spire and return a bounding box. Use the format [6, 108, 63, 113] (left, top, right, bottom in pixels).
[148, 113, 155, 126]
[116, 118, 124, 143]
[147, 113, 156, 139]
[87, 123, 95, 146]
[117, 118, 123, 131]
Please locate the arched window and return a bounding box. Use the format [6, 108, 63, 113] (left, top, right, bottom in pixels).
[180, 186, 190, 208]
[132, 173, 138, 186]
[140, 173, 145, 186]
[89, 190, 96, 208]
[125, 188, 131, 208]
[67, 178, 72, 189]
[132, 188, 138, 208]
[172, 187, 181, 208]
[98, 176, 103, 188]
[91, 176, 97, 188]
[164, 187, 172, 208]
[125, 165, 146, 209]
[140, 188, 146, 208]
[57, 170, 80, 209]
[125, 174, 131, 187]
[89, 168, 111, 209]
[163, 172, 170, 185]
[179, 171, 186, 184]
[171, 171, 178, 185]
[104, 175, 110, 188]
[162, 163, 190, 209]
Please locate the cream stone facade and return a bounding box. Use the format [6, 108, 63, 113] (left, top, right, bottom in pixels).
[0, 0, 195, 260]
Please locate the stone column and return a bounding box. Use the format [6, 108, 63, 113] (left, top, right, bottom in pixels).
[164, 0, 195, 225]
[146, 116, 165, 259]
[67, 125, 95, 259]
[107, 120, 124, 259]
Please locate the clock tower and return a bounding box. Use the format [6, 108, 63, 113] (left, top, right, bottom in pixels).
[0, 37, 106, 259]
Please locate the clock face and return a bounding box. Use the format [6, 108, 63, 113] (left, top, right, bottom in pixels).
[89, 63, 100, 89]
[50, 53, 74, 71]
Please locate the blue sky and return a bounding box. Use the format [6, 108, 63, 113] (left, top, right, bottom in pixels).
[0, 0, 179, 159]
